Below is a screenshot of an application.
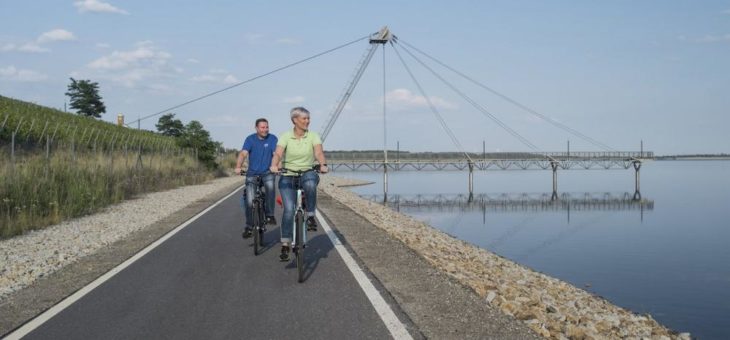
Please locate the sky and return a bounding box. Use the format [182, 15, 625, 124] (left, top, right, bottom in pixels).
[1, 0, 729, 155]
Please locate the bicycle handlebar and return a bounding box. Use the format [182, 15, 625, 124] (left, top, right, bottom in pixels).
[239, 170, 274, 177]
[279, 164, 321, 175]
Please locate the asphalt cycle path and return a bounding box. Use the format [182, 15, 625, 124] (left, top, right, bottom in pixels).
[12, 187, 396, 340]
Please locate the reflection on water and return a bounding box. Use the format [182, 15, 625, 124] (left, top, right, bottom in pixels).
[337, 161, 730, 339]
[365, 191, 652, 224]
[365, 191, 652, 212]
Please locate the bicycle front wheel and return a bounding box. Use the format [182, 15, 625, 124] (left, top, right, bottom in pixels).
[252, 202, 261, 256]
[257, 203, 266, 248]
[295, 210, 305, 283]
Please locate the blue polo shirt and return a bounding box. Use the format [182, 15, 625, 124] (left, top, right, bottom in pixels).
[242, 133, 278, 176]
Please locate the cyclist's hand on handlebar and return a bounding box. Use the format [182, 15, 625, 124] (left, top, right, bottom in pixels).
[319, 164, 329, 174]
[235, 167, 243, 176]
[270, 165, 280, 174]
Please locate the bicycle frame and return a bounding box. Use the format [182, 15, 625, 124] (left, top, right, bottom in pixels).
[242, 172, 269, 255]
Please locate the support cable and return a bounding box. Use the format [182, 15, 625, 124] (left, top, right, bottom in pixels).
[129, 34, 372, 127]
[397, 42, 539, 151]
[399, 39, 615, 152]
[391, 43, 474, 163]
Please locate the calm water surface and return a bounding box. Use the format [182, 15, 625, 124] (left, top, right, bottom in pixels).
[336, 160, 730, 339]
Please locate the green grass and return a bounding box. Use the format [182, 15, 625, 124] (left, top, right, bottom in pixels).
[1, 95, 220, 239]
[1, 149, 211, 238]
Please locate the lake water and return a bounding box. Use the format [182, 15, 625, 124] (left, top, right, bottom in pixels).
[334, 160, 730, 339]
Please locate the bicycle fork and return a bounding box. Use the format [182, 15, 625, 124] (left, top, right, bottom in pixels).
[291, 189, 307, 250]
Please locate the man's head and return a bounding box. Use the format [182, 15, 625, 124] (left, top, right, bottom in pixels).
[255, 118, 269, 138]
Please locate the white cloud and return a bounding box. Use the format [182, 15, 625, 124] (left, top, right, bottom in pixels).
[190, 69, 239, 84]
[37, 29, 77, 43]
[88, 41, 171, 70]
[96, 42, 111, 49]
[186, 58, 200, 64]
[144, 83, 174, 95]
[0, 66, 48, 82]
[244, 33, 264, 44]
[284, 95, 306, 104]
[696, 34, 730, 43]
[223, 75, 239, 84]
[1, 42, 49, 53]
[1, 29, 74, 54]
[80, 41, 175, 87]
[190, 74, 217, 82]
[385, 88, 458, 110]
[275, 38, 300, 45]
[74, 0, 129, 14]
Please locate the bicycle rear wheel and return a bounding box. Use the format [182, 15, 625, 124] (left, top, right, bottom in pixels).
[295, 210, 305, 283]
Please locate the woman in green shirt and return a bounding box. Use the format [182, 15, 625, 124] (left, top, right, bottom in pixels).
[270, 107, 328, 261]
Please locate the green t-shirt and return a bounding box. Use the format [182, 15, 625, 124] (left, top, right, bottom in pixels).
[277, 129, 322, 175]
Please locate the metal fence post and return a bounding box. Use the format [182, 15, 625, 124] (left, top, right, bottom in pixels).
[93, 129, 100, 153]
[136, 138, 143, 170]
[11, 118, 24, 165]
[39, 121, 49, 144]
[47, 123, 60, 160]
[25, 119, 35, 142]
[1, 114, 8, 130]
[11, 131, 16, 165]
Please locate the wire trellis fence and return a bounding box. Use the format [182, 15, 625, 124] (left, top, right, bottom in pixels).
[1, 113, 213, 239]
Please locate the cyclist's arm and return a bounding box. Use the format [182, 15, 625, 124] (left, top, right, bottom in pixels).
[314, 144, 328, 173]
[270, 145, 285, 173]
[235, 150, 249, 174]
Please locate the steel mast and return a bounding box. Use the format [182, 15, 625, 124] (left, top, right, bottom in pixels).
[319, 26, 393, 142]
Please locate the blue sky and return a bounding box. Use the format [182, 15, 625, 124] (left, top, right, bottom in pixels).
[1, 1, 729, 154]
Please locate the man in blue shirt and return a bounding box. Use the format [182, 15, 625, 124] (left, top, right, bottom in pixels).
[235, 118, 278, 238]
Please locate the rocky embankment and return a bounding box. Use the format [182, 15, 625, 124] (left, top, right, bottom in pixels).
[320, 176, 690, 340]
[0, 176, 241, 301]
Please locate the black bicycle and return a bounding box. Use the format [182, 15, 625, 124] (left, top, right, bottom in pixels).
[280, 166, 320, 283]
[241, 172, 267, 256]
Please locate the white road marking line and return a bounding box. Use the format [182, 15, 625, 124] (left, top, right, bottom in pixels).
[3, 185, 244, 340]
[316, 210, 414, 340]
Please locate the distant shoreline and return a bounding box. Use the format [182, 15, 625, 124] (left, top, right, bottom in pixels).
[656, 156, 730, 161]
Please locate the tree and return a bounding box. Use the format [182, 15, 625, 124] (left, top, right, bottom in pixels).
[179, 120, 220, 169]
[155, 113, 184, 137]
[65, 78, 106, 118]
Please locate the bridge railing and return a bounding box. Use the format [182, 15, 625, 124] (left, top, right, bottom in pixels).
[325, 151, 654, 162]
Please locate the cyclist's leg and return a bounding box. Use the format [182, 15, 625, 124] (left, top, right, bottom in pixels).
[242, 177, 257, 237]
[240, 191, 248, 218]
[278, 176, 295, 244]
[302, 171, 320, 229]
[245, 177, 258, 224]
[263, 173, 277, 222]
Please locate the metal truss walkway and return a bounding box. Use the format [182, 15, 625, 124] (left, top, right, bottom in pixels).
[328, 151, 654, 172]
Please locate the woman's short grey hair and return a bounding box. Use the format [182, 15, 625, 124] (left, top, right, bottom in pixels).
[290, 106, 310, 120]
